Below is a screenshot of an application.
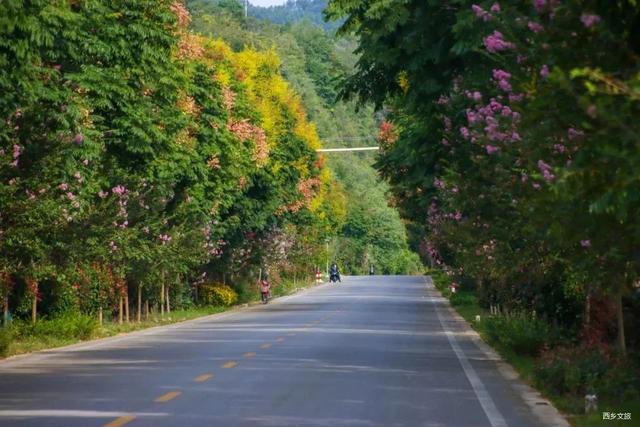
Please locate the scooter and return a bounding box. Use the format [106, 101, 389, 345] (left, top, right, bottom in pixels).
[329, 272, 341, 283]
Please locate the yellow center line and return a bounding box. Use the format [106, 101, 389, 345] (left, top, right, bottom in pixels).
[244, 352, 257, 358]
[155, 391, 181, 403]
[275, 337, 285, 342]
[194, 373, 213, 383]
[222, 361, 238, 369]
[103, 415, 136, 427]
[260, 343, 272, 349]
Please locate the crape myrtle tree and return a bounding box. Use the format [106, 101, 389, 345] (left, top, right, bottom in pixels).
[327, 0, 640, 353]
[1, 0, 341, 323]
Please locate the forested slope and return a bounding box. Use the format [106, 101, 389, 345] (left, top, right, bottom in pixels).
[187, 0, 421, 274]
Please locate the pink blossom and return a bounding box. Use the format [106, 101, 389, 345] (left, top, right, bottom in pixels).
[441, 139, 449, 146]
[568, 128, 584, 140]
[451, 186, 459, 193]
[436, 95, 450, 105]
[489, 99, 503, 113]
[471, 5, 492, 21]
[587, 105, 597, 118]
[112, 185, 127, 196]
[521, 172, 528, 182]
[158, 234, 172, 245]
[73, 133, 84, 145]
[74, 171, 82, 181]
[8, 178, 16, 185]
[443, 117, 452, 132]
[66, 192, 76, 201]
[498, 79, 512, 92]
[434, 178, 446, 189]
[485, 145, 500, 154]
[533, 0, 546, 12]
[82, 159, 89, 166]
[58, 183, 69, 191]
[460, 127, 471, 140]
[580, 14, 601, 28]
[580, 239, 591, 248]
[527, 21, 544, 33]
[12, 144, 21, 159]
[490, 3, 500, 13]
[98, 190, 108, 199]
[540, 64, 550, 78]
[466, 109, 479, 125]
[501, 106, 512, 116]
[483, 31, 515, 53]
[553, 143, 566, 153]
[510, 131, 521, 142]
[532, 182, 541, 190]
[516, 54, 527, 64]
[453, 211, 463, 221]
[509, 93, 524, 103]
[492, 69, 511, 81]
[109, 241, 118, 251]
[473, 91, 482, 102]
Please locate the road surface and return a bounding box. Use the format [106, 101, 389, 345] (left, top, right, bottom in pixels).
[0, 275, 566, 426]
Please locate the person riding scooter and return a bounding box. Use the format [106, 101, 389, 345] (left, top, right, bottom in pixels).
[329, 262, 341, 283]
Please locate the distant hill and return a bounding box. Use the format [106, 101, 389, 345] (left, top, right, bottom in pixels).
[249, 0, 341, 32]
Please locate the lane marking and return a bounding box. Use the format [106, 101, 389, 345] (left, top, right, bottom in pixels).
[103, 415, 136, 427]
[155, 391, 181, 403]
[194, 374, 213, 383]
[260, 343, 272, 349]
[275, 337, 284, 342]
[222, 361, 238, 369]
[426, 278, 508, 427]
[244, 352, 256, 358]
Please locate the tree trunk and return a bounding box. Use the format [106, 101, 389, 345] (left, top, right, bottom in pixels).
[3, 295, 8, 325]
[31, 289, 37, 324]
[160, 270, 165, 319]
[166, 284, 171, 315]
[98, 307, 103, 326]
[125, 292, 129, 323]
[137, 284, 142, 323]
[616, 290, 626, 356]
[145, 300, 149, 321]
[118, 296, 123, 325]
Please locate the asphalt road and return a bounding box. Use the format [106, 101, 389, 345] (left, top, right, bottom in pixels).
[0, 275, 565, 427]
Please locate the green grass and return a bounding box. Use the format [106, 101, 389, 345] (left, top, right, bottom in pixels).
[1, 279, 318, 359]
[433, 283, 640, 427]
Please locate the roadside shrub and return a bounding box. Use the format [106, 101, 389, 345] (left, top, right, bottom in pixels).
[450, 292, 477, 307]
[482, 314, 554, 356]
[14, 313, 98, 341]
[201, 283, 238, 307]
[0, 326, 12, 357]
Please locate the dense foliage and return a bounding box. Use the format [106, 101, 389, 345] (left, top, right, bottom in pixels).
[187, 0, 422, 274]
[327, 0, 640, 407]
[0, 0, 339, 323]
[249, 0, 340, 33]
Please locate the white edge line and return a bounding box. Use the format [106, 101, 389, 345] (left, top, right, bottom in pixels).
[426, 276, 509, 427]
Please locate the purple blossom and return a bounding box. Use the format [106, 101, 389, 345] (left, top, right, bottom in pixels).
[466, 109, 480, 125]
[510, 131, 522, 142]
[490, 3, 500, 13]
[471, 5, 492, 21]
[540, 64, 550, 78]
[509, 93, 524, 103]
[453, 211, 463, 221]
[533, 0, 546, 12]
[553, 143, 566, 153]
[568, 127, 584, 140]
[483, 31, 515, 53]
[580, 14, 601, 28]
[492, 69, 511, 81]
[537, 159, 555, 182]
[532, 182, 541, 190]
[473, 91, 482, 102]
[485, 145, 500, 154]
[501, 106, 512, 116]
[580, 239, 591, 248]
[527, 21, 544, 33]
[460, 127, 471, 140]
[434, 178, 446, 189]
